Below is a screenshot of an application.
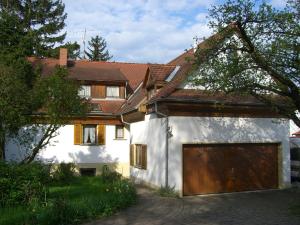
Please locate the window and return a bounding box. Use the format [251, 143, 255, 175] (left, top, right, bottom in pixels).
[83, 125, 96, 144]
[115, 125, 124, 139]
[106, 86, 120, 98]
[74, 124, 105, 145]
[130, 144, 147, 169]
[78, 85, 91, 98]
[80, 168, 96, 176]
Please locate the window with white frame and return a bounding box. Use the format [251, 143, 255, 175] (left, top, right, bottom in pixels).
[83, 125, 96, 144]
[106, 86, 120, 98]
[78, 85, 91, 98]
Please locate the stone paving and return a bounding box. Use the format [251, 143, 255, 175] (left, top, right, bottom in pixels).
[85, 186, 300, 225]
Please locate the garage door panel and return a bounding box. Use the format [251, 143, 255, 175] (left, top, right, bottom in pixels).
[183, 143, 278, 196]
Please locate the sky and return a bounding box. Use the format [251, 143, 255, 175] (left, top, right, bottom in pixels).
[62, 0, 287, 64]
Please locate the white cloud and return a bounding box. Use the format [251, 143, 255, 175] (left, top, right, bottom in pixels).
[62, 0, 215, 63]
[269, 0, 287, 8]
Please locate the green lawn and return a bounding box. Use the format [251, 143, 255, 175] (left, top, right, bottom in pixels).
[0, 176, 136, 225]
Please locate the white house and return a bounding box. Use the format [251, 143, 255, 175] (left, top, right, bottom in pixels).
[5, 32, 292, 196]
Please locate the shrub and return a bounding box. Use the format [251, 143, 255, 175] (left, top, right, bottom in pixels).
[0, 176, 137, 225]
[52, 163, 76, 183]
[100, 164, 121, 183]
[0, 161, 51, 207]
[158, 185, 178, 198]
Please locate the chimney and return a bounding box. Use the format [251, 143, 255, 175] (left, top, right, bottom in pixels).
[59, 48, 68, 66]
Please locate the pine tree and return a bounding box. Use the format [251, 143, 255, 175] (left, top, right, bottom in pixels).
[0, 0, 67, 57]
[85, 35, 112, 61]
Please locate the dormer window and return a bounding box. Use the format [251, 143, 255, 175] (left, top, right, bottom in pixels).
[91, 103, 102, 112]
[106, 86, 120, 98]
[79, 85, 91, 98]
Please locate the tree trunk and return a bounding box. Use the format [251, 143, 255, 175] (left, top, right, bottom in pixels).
[0, 125, 5, 161]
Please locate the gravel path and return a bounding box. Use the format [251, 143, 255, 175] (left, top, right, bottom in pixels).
[84, 186, 300, 225]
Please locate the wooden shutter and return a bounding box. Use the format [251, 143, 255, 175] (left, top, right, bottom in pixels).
[91, 85, 106, 98]
[141, 145, 147, 170]
[97, 125, 106, 145]
[120, 86, 125, 99]
[74, 124, 82, 145]
[130, 144, 134, 166]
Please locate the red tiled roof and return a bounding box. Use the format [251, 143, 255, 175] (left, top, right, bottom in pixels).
[164, 89, 265, 105]
[120, 84, 147, 114]
[148, 64, 176, 82]
[167, 49, 194, 66]
[68, 61, 127, 82]
[90, 99, 126, 114]
[79, 61, 148, 91]
[148, 63, 193, 103]
[28, 58, 148, 91]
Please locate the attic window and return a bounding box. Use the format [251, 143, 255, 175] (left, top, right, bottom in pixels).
[165, 66, 180, 82]
[91, 103, 102, 112]
[79, 85, 91, 98]
[106, 86, 120, 98]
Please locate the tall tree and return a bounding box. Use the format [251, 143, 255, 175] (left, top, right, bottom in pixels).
[0, 0, 67, 57]
[0, 1, 88, 161]
[85, 35, 112, 61]
[0, 56, 33, 160]
[190, 0, 300, 127]
[0, 53, 88, 162]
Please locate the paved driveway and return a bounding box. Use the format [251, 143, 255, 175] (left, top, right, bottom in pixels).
[85, 187, 300, 225]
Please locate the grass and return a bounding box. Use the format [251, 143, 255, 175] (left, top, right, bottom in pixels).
[0, 176, 137, 225]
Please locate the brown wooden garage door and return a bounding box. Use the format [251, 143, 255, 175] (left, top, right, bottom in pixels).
[183, 143, 278, 196]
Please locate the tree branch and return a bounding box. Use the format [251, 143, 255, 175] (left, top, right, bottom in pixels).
[20, 124, 59, 164]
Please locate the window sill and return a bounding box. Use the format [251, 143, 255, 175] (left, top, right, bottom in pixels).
[114, 138, 127, 141]
[131, 165, 146, 170]
[80, 144, 103, 146]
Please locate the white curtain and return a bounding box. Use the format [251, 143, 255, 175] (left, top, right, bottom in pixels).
[89, 127, 95, 143]
[116, 126, 124, 138]
[84, 126, 95, 144]
[107, 86, 119, 98]
[79, 85, 91, 98]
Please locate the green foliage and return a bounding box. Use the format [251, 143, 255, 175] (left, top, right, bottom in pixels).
[0, 0, 67, 57]
[0, 56, 88, 162]
[0, 161, 51, 207]
[191, 0, 300, 127]
[50, 42, 81, 60]
[158, 185, 178, 198]
[32, 67, 87, 123]
[85, 35, 113, 61]
[52, 163, 76, 183]
[100, 164, 122, 183]
[0, 176, 137, 225]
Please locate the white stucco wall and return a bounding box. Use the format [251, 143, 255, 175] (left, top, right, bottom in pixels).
[5, 125, 130, 164]
[130, 114, 167, 188]
[130, 115, 291, 195]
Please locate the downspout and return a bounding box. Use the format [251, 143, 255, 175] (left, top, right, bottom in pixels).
[155, 102, 169, 188]
[120, 114, 130, 126]
[125, 81, 128, 99]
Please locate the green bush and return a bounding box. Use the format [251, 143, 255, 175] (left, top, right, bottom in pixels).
[0, 171, 137, 225]
[52, 163, 76, 183]
[0, 161, 51, 207]
[100, 164, 121, 183]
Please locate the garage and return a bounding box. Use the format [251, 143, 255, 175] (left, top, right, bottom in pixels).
[183, 143, 279, 196]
